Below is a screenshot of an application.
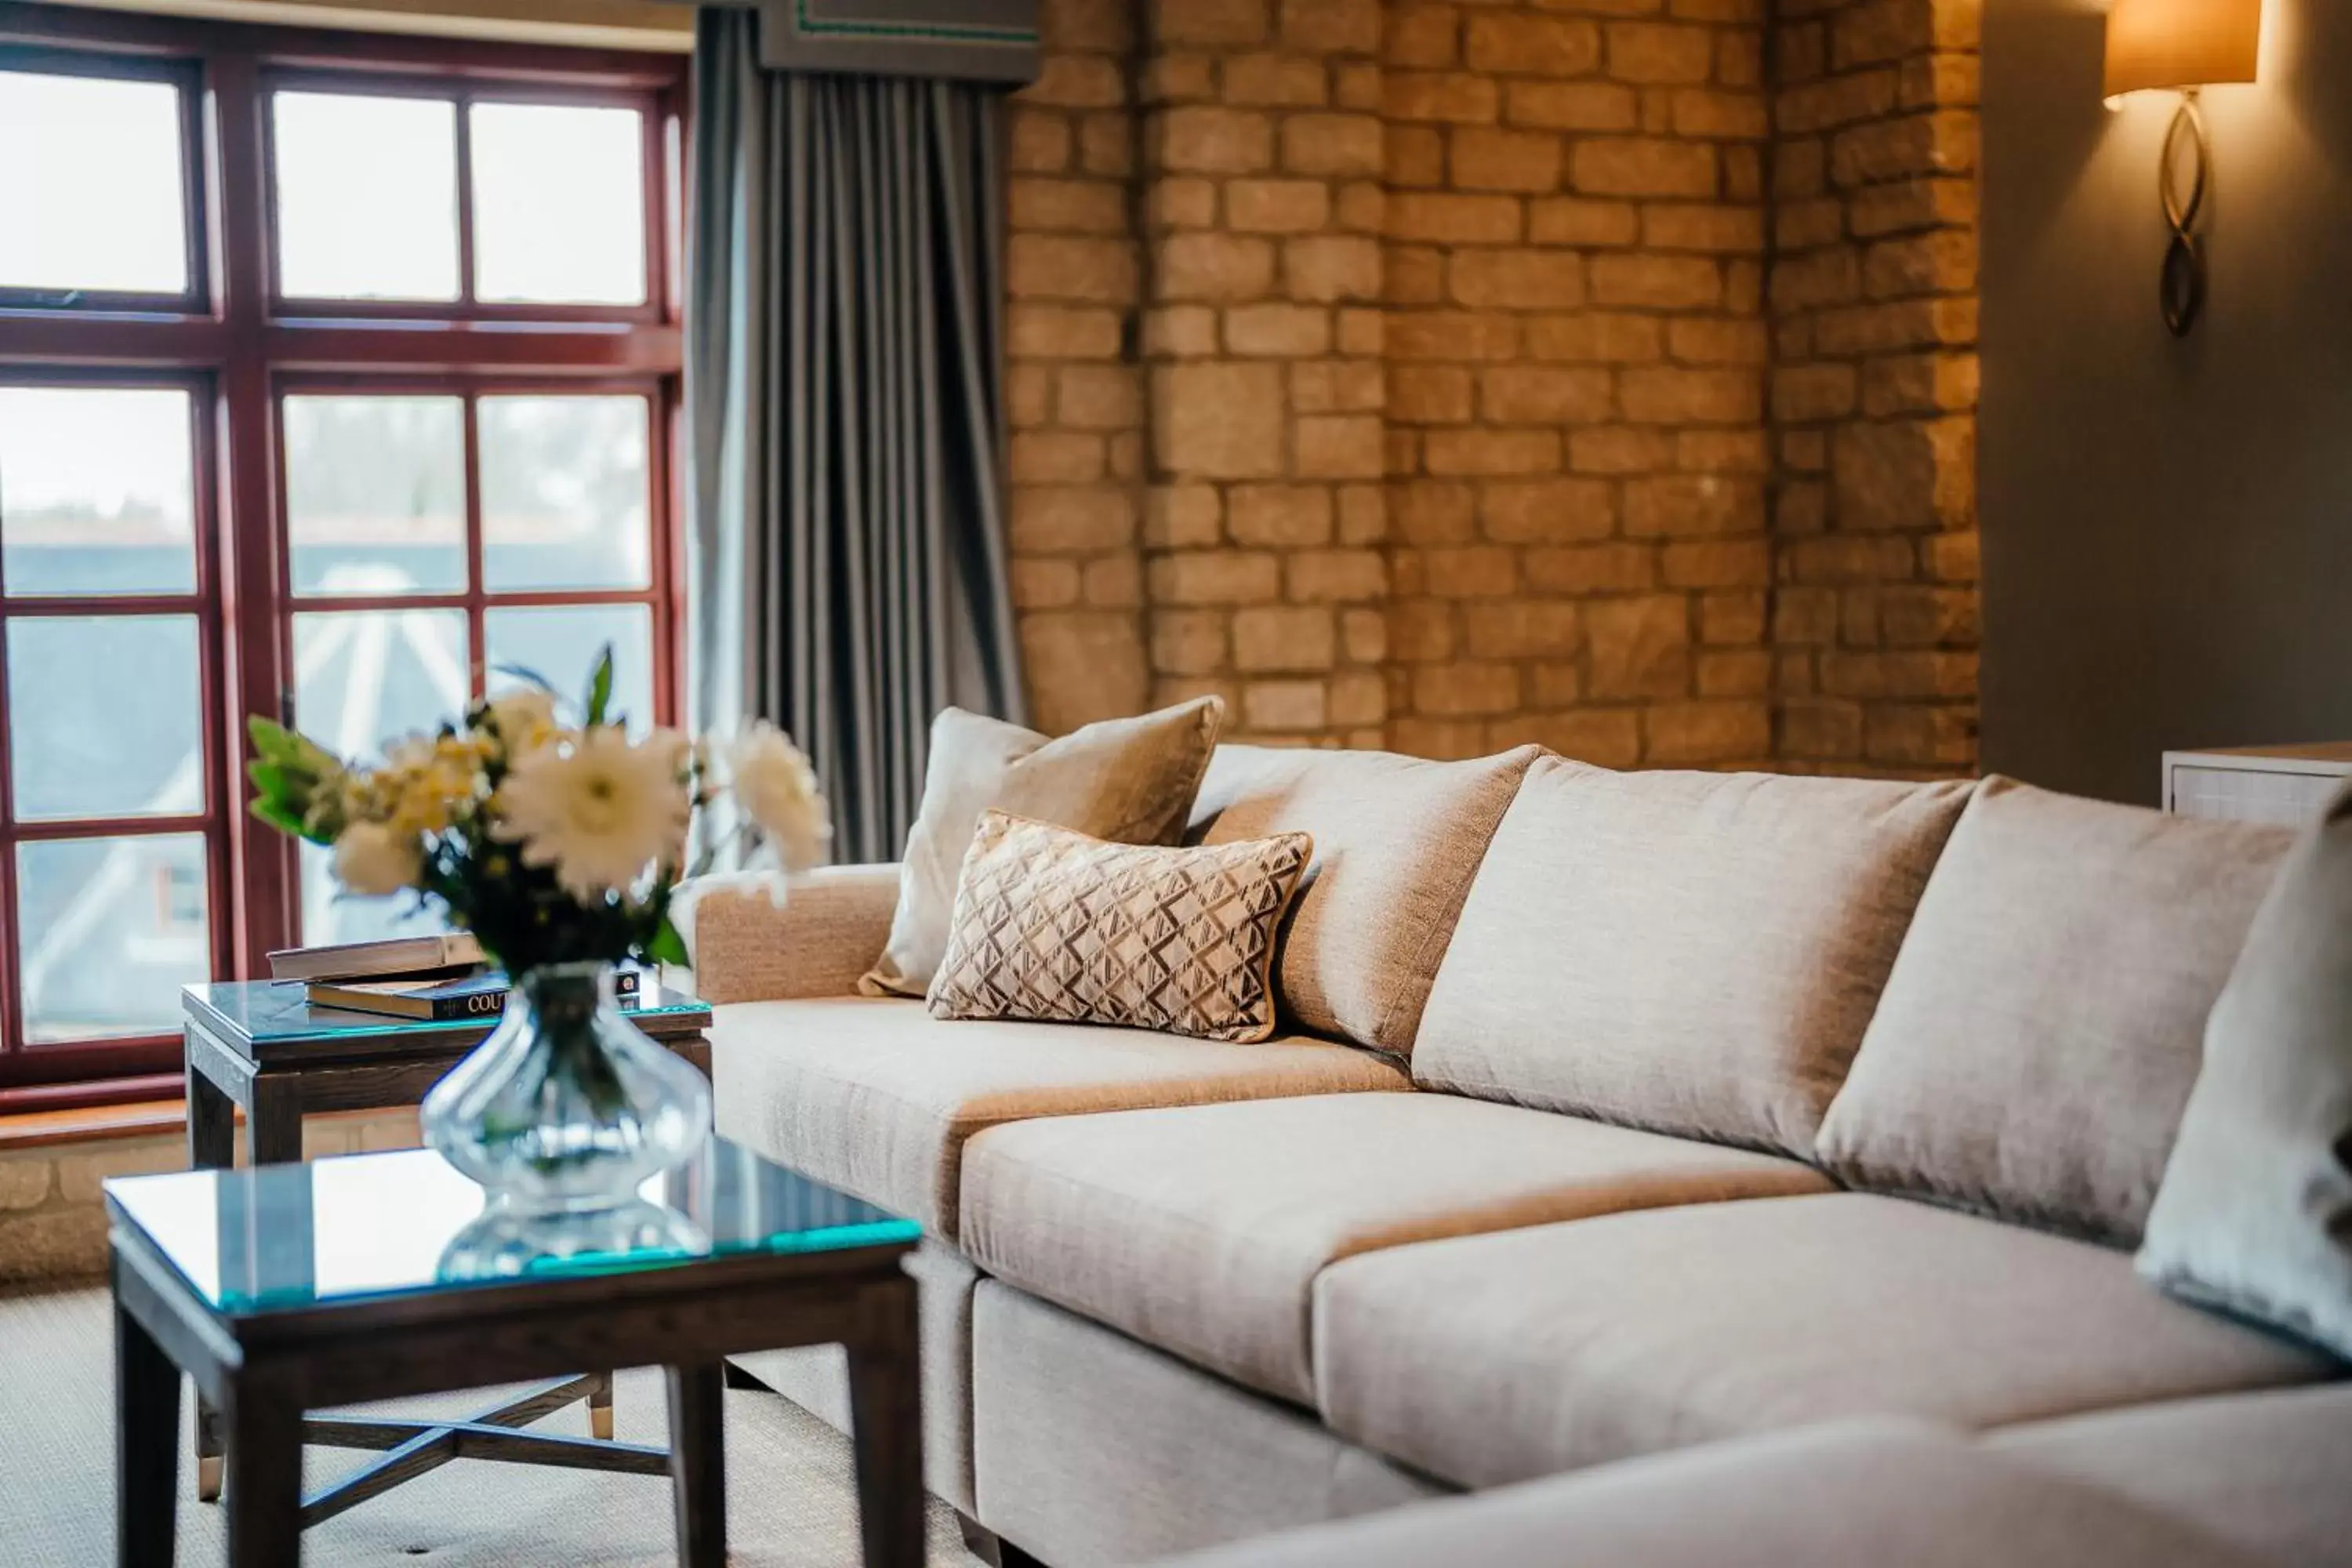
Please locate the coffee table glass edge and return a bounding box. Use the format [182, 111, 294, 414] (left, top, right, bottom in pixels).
[106, 1137, 922, 1317]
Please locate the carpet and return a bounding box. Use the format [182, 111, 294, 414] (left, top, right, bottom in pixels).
[0, 1284, 988, 1566]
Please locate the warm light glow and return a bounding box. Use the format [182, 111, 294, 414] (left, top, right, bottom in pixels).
[2105, 0, 2263, 96]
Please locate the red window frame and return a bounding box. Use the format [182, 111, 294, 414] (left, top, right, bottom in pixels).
[0, 3, 689, 1109]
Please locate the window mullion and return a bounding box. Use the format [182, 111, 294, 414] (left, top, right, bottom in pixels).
[211, 46, 300, 978]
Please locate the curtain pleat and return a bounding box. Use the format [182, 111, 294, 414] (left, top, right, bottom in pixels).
[688, 12, 1025, 866]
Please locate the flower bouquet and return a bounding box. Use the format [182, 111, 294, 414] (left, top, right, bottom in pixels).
[245, 648, 826, 1213]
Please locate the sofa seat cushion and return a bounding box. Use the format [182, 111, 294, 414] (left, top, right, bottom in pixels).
[710, 996, 1410, 1239]
[1160, 1420, 2266, 1568]
[1312, 1192, 2331, 1489]
[1817, 777, 2294, 1245]
[958, 1093, 1831, 1406]
[1413, 758, 1972, 1157]
[1990, 1385, 2352, 1568]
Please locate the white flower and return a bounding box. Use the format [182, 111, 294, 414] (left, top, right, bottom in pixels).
[728, 721, 830, 871]
[332, 821, 423, 897]
[495, 726, 692, 900]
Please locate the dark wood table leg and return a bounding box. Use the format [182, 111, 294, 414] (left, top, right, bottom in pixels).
[116, 1296, 180, 1568]
[225, 1384, 303, 1568]
[666, 1361, 726, 1568]
[847, 1276, 924, 1568]
[185, 1047, 236, 1504]
[244, 1076, 303, 1168]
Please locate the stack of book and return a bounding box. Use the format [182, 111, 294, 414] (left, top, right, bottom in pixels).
[267, 934, 640, 1021]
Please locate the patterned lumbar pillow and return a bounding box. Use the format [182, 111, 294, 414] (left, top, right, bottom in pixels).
[862, 697, 1225, 1000]
[927, 811, 1312, 1044]
[2138, 781, 2352, 1358]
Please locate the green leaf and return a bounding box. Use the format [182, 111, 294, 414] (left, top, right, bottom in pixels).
[583, 644, 616, 728]
[247, 797, 307, 838]
[644, 916, 690, 969]
[248, 715, 301, 766]
[246, 759, 292, 800]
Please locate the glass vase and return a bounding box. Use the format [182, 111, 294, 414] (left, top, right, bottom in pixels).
[421, 961, 711, 1215]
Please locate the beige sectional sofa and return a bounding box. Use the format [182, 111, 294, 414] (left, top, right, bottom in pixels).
[679, 744, 2349, 1567]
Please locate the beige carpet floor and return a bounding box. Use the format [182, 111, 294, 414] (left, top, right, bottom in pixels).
[0, 1284, 987, 1566]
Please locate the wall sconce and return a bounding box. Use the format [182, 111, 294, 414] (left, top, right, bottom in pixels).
[2104, 0, 2263, 335]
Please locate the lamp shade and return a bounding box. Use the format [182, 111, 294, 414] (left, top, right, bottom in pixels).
[2105, 0, 2263, 96]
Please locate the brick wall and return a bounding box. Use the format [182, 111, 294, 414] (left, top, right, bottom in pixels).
[1000, 0, 1981, 776]
[1382, 0, 1775, 767]
[1135, 0, 1393, 746]
[1768, 0, 1982, 775]
[1004, 0, 1153, 735]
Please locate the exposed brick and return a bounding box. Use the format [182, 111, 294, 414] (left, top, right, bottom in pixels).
[1478, 366, 1616, 426]
[1450, 125, 1565, 194]
[1154, 363, 1287, 477]
[1465, 14, 1602, 77]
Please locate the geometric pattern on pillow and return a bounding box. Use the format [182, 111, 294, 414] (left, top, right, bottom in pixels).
[927, 811, 1312, 1044]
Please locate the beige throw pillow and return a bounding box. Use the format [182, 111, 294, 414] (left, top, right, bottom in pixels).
[927, 811, 1312, 1044]
[2139, 782, 2352, 1359]
[1188, 743, 1541, 1055]
[862, 698, 1225, 998]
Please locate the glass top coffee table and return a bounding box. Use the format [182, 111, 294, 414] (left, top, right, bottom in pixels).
[177, 977, 716, 1501]
[107, 1137, 925, 1568]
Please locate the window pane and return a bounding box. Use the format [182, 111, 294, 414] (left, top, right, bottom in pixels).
[9, 616, 204, 822]
[19, 833, 209, 1042]
[487, 604, 654, 731]
[0, 387, 198, 597]
[480, 395, 651, 590]
[0, 71, 189, 296]
[292, 607, 467, 945]
[284, 395, 466, 596]
[470, 102, 646, 305]
[292, 608, 469, 757]
[273, 91, 459, 301]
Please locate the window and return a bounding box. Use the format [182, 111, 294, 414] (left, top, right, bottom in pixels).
[0, 11, 686, 1105]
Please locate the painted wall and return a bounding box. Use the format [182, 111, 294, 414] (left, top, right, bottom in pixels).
[1979, 0, 2352, 804]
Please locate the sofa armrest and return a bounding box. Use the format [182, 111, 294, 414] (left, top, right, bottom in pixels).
[673, 863, 900, 1004]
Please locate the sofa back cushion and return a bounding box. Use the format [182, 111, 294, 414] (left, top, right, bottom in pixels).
[1412, 757, 1973, 1156]
[1817, 776, 2294, 1245]
[1188, 743, 1540, 1056]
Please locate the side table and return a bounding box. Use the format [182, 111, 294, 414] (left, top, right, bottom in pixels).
[176, 979, 714, 1498]
[107, 1138, 924, 1567]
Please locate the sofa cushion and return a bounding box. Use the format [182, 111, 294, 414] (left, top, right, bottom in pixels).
[1817, 776, 2293, 1244]
[863, 697, 1225, 998]
[958, 1094, 1828, 1405]
[1188, 742, 1541, 1056]
[928, 811, 1312, 1044]
[1412, 759, 1971, 1156]
[1312, 1192, 2328, 1490]
[2138, 782, 2352, 1358]
[1160, 1420, 2265, 1568]
[710, 996, 1410, 1238]
[1991, 1385, 2352, 1568]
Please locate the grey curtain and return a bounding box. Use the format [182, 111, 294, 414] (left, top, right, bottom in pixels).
[688, 7, 1025, 866]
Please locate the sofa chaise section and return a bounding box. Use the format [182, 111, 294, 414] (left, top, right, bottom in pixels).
[1310, 1192, 2331, 1490]
[1153, 1419, 2271, 1568]
[1990, 1384, 2352, 1568]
